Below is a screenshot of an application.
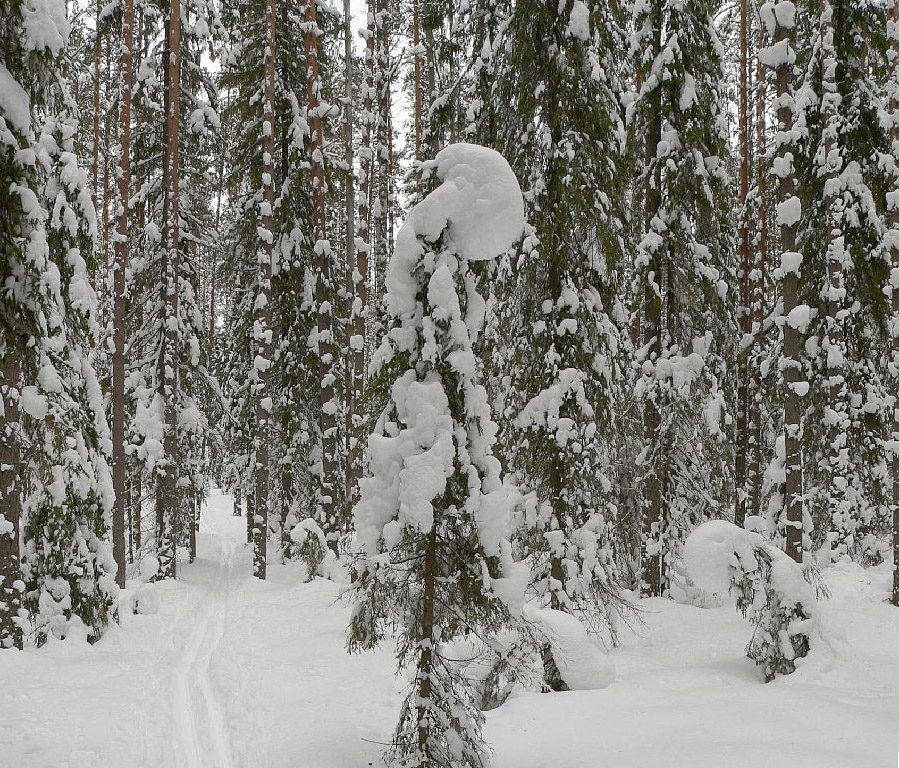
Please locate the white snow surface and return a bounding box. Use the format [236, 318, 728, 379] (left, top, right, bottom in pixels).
[526, 606, 615, 691]
[1, 494, 897, 768]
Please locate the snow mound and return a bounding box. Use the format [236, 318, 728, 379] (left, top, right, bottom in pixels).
[133, 586, 160, 615]
[527, 608, 614, 691]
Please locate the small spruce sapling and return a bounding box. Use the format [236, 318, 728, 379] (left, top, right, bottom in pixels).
[684, 520, 815, 681]
[348, 143, 527, 768]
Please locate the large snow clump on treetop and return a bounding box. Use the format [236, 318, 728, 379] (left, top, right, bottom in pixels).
[386, 142, 525, 317]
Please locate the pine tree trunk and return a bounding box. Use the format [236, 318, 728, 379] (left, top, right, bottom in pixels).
[416, 525, 437, 758]
[352, 1, 375, 509]
[770, 4, 803, 563]
[750, 30, 767, 520]
[0, 355, 22, 650]
[102, 50, 112, 284]
[412, 0, 422, 196]
[640, 2, 665, 597]
[889, 0, 899, 606]
[253, 0, 277, 581]
[157, 0, 181, 579]
[343, 0, 356, 507]
[189, 498, 197, 563]
[111, 0, 134, 590]
[91, 1, 101, 227]
[246, 483, 254, 544]
[134, 461, 142, 549]
[304, 0, 337, 543]
[735, 0, 751, 528]
[820, 0, 847, 549]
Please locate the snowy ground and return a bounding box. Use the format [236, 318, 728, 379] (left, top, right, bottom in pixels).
[1, 492, 897, 768]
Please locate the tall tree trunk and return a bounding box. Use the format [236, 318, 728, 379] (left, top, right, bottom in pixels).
[102, 46, 113, 285]
[820, 0, 847, 551]
[769, 2, 803, 563]
[351, 1, 375, 509]
[889, 0, 899, 606]
[111, 0, 135, 589]
[412, 0, 422, 196]
[91, 1, 101, 229]
[304, 0, 337, 542]
[253, 0, 277, 580]
[157, 0, 181, 579]
[416, 525, 437, 757]
[246, 481, 255, 544]
[0, 356, 22, 650]
[343, 0, 356, 506]
[750, 26, 767, 519]
[640, 3, 665, 597]
[735, 0, 751, 528]
[134, 457, 142, 549]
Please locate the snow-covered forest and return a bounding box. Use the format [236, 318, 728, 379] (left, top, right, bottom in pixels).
[1, 0, 899, 765]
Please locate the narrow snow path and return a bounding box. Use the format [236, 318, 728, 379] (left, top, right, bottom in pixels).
[171, 531, 237, 768]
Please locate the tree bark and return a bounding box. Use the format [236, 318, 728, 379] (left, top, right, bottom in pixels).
[343, 0, 356, 507]
[416, 525, 437, 756]
[735, 0, 751, 528]
[770, 3, 803, 563]
[351, 1, 375, 509]
[111, 0, 134, 590]
[889, 0, 899, 605]
[412, 0, 422, 196]
[640, 2, 665, 597]
[750, 26, 767, 520]
[0, 355, 22, 650]
[253, 0, 277, 581]
[91, 1, 101, 230]
[304, 0, 338, 542]
[820, 0, 848, 549]
[157, 0, 181, 579]
[246, 481, 255, 544]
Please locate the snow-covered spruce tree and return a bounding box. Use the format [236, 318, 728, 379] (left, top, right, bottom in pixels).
[790, 0, 893, 563]
[626, 0, 735, 595]
[1, 0, 117, 645]
[348, 144, 526, 768]
[684, 520, 815, 680]
[473, 0, 629, 684]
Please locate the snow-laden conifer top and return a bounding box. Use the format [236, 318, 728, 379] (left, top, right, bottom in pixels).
[386, 142, 524, 317]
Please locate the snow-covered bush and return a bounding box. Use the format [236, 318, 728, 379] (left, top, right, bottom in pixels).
[289, 518, 338, 582]
[684, 520, 816, 681]
[347, 143, 527, 767]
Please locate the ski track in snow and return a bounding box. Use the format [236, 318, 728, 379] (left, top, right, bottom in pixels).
[172, 532, 237, 768]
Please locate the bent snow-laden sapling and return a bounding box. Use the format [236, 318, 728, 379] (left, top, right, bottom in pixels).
[347, 143, 528, 768]
[684, 520, 816, 680]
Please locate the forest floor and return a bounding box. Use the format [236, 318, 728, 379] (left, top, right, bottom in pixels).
[1, 492, 897, 768]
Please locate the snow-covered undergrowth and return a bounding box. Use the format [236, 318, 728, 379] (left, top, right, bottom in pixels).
[1, 496, 897, 768]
